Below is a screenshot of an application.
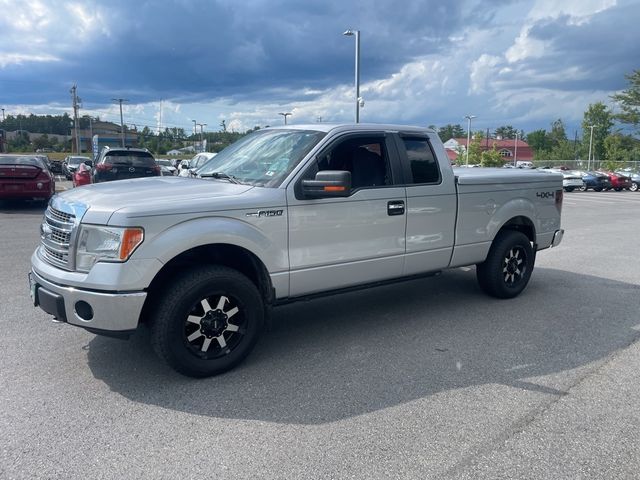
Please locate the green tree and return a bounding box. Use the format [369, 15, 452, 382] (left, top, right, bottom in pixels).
[548, 140, 576, 161]
[494, 125, 518, 139]
[602, 133, 638, 170]
[437, 124, 465, 142]
[548, 119, 567, 148]
[481, 143, 504, 167]
[611, 69, 640, 134]
[527, 129, 550, 157]
[582, 102, 614, 161]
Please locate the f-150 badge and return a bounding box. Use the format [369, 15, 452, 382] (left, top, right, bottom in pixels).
[246, 210, 283, 218]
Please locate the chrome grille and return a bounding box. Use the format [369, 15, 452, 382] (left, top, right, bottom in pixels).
[49, 207, 73, 223]
[40, 204, 77, 270]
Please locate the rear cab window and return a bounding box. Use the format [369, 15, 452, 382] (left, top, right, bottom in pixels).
[398, 136, 441, 185]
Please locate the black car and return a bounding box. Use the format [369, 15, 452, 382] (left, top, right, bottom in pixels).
[92, 147, 160, 183]
[63, 155, 91, 179]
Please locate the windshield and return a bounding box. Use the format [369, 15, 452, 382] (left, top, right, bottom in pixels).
[157, 159, 172, 166]
[196, 129, 325, 187]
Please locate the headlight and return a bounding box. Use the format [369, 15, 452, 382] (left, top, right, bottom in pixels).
[76, 225, 144, 272]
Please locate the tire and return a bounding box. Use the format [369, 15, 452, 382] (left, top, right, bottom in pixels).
[579, 185, 588, 192]
[564, 187, 574, 192]
[594, 187, 603, 192]
[614, 187, 622, 192]
[150, 265, 264, 377]
[631, 182, 638, 192]
[476, 230, 534, 299]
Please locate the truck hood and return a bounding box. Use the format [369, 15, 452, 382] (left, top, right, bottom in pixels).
[57, 177, 255, 224]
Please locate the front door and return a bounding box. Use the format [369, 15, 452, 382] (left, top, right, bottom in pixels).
[286, 133, 406, 296]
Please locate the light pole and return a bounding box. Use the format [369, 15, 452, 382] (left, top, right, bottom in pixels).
[196, 123, 207, 152]
[1, 108, 4, 121]
[464, 115, 476, 166]
[112, 98, 129, 147]
[513, 132, 519, 166]
[278, 112, 292, 125]
[343, 29, 361, 123]
[587, 124, 595, 171]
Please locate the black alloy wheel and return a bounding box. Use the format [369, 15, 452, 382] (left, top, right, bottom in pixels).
[151, 266, 264, 377]
[476, 230, 534, 299]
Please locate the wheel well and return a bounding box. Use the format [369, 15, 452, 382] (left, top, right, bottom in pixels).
[499, 216, 535, 243]
[140, 244, 273, 324]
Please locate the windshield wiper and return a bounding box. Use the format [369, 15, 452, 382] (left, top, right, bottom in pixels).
[199, 172, 241, 184]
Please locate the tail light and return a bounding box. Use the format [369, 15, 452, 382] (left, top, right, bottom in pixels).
[36, 170, 51, 181]
[153, 165, 161, 175]
[555, 189, 563, 213]
[95, 164, 112, 171]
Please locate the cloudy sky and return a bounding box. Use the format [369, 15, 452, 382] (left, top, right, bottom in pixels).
[0, 0, 638, 136]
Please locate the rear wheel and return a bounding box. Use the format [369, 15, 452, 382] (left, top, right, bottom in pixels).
[594, 187, 603, 192]
[476, 230, 534, 299]
[564, 187, 574, 192]
[631, 182, 638, 192]
[614, 187, 623, 191]
[151, 265, 264, 377]
[579, 185, 588, 192]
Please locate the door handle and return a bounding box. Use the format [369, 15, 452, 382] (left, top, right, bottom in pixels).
[387, 200, 405, 216]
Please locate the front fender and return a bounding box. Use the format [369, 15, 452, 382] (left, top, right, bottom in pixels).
[136, 216, 288, 277]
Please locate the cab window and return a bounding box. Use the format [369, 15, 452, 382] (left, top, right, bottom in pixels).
[401, 137, 441, 184]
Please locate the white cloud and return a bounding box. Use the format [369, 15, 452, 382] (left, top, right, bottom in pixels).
[0, 53, 59, 68]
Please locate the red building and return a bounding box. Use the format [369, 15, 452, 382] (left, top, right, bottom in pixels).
[443, 137, 534, 163]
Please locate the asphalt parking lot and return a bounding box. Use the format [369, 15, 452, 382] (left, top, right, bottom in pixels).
[1, 190, 639, 479]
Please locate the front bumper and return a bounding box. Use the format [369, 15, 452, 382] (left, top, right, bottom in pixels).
[29, 269, 146, 334]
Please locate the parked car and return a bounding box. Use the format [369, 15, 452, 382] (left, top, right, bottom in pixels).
[178, 152, 217, 177]
[63, 156, 91, 180]
[34, 154, 63, 175]
[0, 154, 55, 203]
[549, 169, 584, 192]
[92, 147, 160, 183]
[72, 161, 93, 187]
[156, 158, 177, 176]
[577, 171, 612, 192]
[598, 171, 632, 191]
[616, 170, 639, 192]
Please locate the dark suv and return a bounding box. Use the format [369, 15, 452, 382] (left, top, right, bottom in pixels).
[93, 147, 160, 183]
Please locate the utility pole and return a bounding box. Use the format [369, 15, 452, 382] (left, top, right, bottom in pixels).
[70, 85, 81, 153]
[1, 108, 4, 121]
[112, 98, 129, 147]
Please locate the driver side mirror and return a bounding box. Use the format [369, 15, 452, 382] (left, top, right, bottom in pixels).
[302, 170, 351, 198]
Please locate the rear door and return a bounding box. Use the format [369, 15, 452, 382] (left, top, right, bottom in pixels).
[286, 132, 407, 296]
[393, 132, 457, 275]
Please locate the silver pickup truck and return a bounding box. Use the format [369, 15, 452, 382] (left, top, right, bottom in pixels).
[30, 124, 564, 377]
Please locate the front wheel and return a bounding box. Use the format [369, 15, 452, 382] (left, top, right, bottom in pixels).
[594, 187, 603, 192]
[631, 182, 638, 192]
[564, 187, 575, 192]
[614, 187, 623, 192]
[476, 230, 534, 299]
[151, 266, 264, 377]
[579, 185, 588, 192]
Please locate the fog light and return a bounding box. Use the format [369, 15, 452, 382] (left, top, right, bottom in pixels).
[75, 301, 94, 321]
